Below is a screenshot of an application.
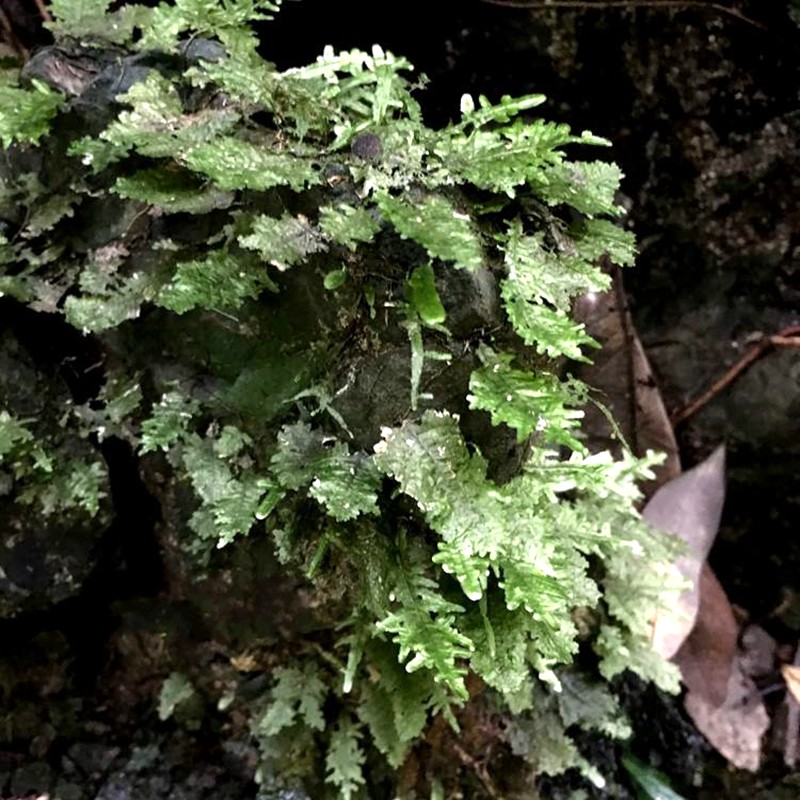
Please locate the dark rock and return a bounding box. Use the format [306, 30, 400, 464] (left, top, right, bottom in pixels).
[10, 761, 53, 795]
[67, 741, 121, 777]
[53, 779, 85, 800]
[95, 775, 133, 800]
[0, 328, 111, 618]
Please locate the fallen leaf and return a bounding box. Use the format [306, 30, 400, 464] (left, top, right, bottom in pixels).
[684, 657, 769, 771]
[781, 664, 800, 705]
[576, 266, 769, 770]
[782, 647, 800, 768]
[644, 445, 726, 660]
[672, 564, 737, 708]
[574, 266, 681, 492]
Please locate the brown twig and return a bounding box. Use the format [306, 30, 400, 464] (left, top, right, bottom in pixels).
[452, 742, 504, 799]
[671, 325, 800, 426]
[0, 6, 29, 59]
[613, 267, 639, 455]
[33, 0, 52, 23]
[478, 0, 767, 31]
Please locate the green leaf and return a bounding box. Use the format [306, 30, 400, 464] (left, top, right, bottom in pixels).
[213, 425, 253, 459]
[325, 718, 365, 800]
[324, 268, 348, 290]
[140, 391, 199, 454]
[468, 349, 585, 449]
[35, 459, 107, 517]
[374, 411, 487, 531]
[23, 193, 78, 238]
[462, 600, 534, 701]
[377, 193, 484, 270]
[75, 71, 240, 169]
[157, 249, 275, 314]
[457, 92, 547, 127]
[64, 250, 163, 333]
[319, 204, 381, 251]
[158, 672, 195, 720]
[181, 434, 267, 547]
[506, 704, 607, 789]
[557, 671, 631, 739]
[0, 80, 64, 148]
[181, 137, 320, 192]
[113, 168, 234, 214]
[501, 283, 598, 360]
[376, 571, 473, 700]
[256, 663, 328, 738]
[571, 218, 637, 267]
[622, 753, 687, 800]
[239, 214, 328, 270]
[434, 106, 607, 197]
[501, 220, 611, 312]
[48, 0, 110, 31]
[0, 410, 34, 459]
[137, 0, 280, 54]
[48, 0, 146, 43]
[596, 626, 681, 694]
[406, 264, 446, 325]
[355, 641, 431, 767]
[271, 423, 381, 521]
[533, 160, 624, 216]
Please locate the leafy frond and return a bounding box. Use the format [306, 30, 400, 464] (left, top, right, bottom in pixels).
[255, 663, 328, 738]
[48, 0, 147, 43]
[325, 717, 366, 800]
[377, 193, 484, 270]
[319, 204, 381, 251]
[355, 640, 432, 767]
[271, 423, 381, 521]
[239, 214, 328, 269]
[468, 347, 585, 449]
[139, 390, 200, 454]
[376, 569, 473, 701]
[181, 137, 320, 191]
[113, 168, 235, 214]
[157, 249, 275, 314]
[0, 80, 64, 149]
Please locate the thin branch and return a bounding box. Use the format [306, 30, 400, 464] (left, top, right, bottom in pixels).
[33, 0, 52, 23]
[452, 742, 504, 799]
[671, 325, 800, 426]
[0, 6, 29, 60]
[613, 267, 639, 455]
[479, 0, 767, 31]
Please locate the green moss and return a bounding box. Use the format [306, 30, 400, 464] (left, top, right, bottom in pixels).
[0, 1, 683, 795]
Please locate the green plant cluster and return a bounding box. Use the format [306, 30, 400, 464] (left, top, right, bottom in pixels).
[0, 0, 683, 795]
[0, 409, 107, 517]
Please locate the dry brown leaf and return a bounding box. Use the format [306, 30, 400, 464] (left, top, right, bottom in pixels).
[673, 564, 737, 708]
[781, 664, 800, 705]
[684, 657, 769, 771]
[782, 648, 800, 768]
[643, 445, 726, 659]
[574, 266, 681, 493]
[575, 264, 768, 769]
